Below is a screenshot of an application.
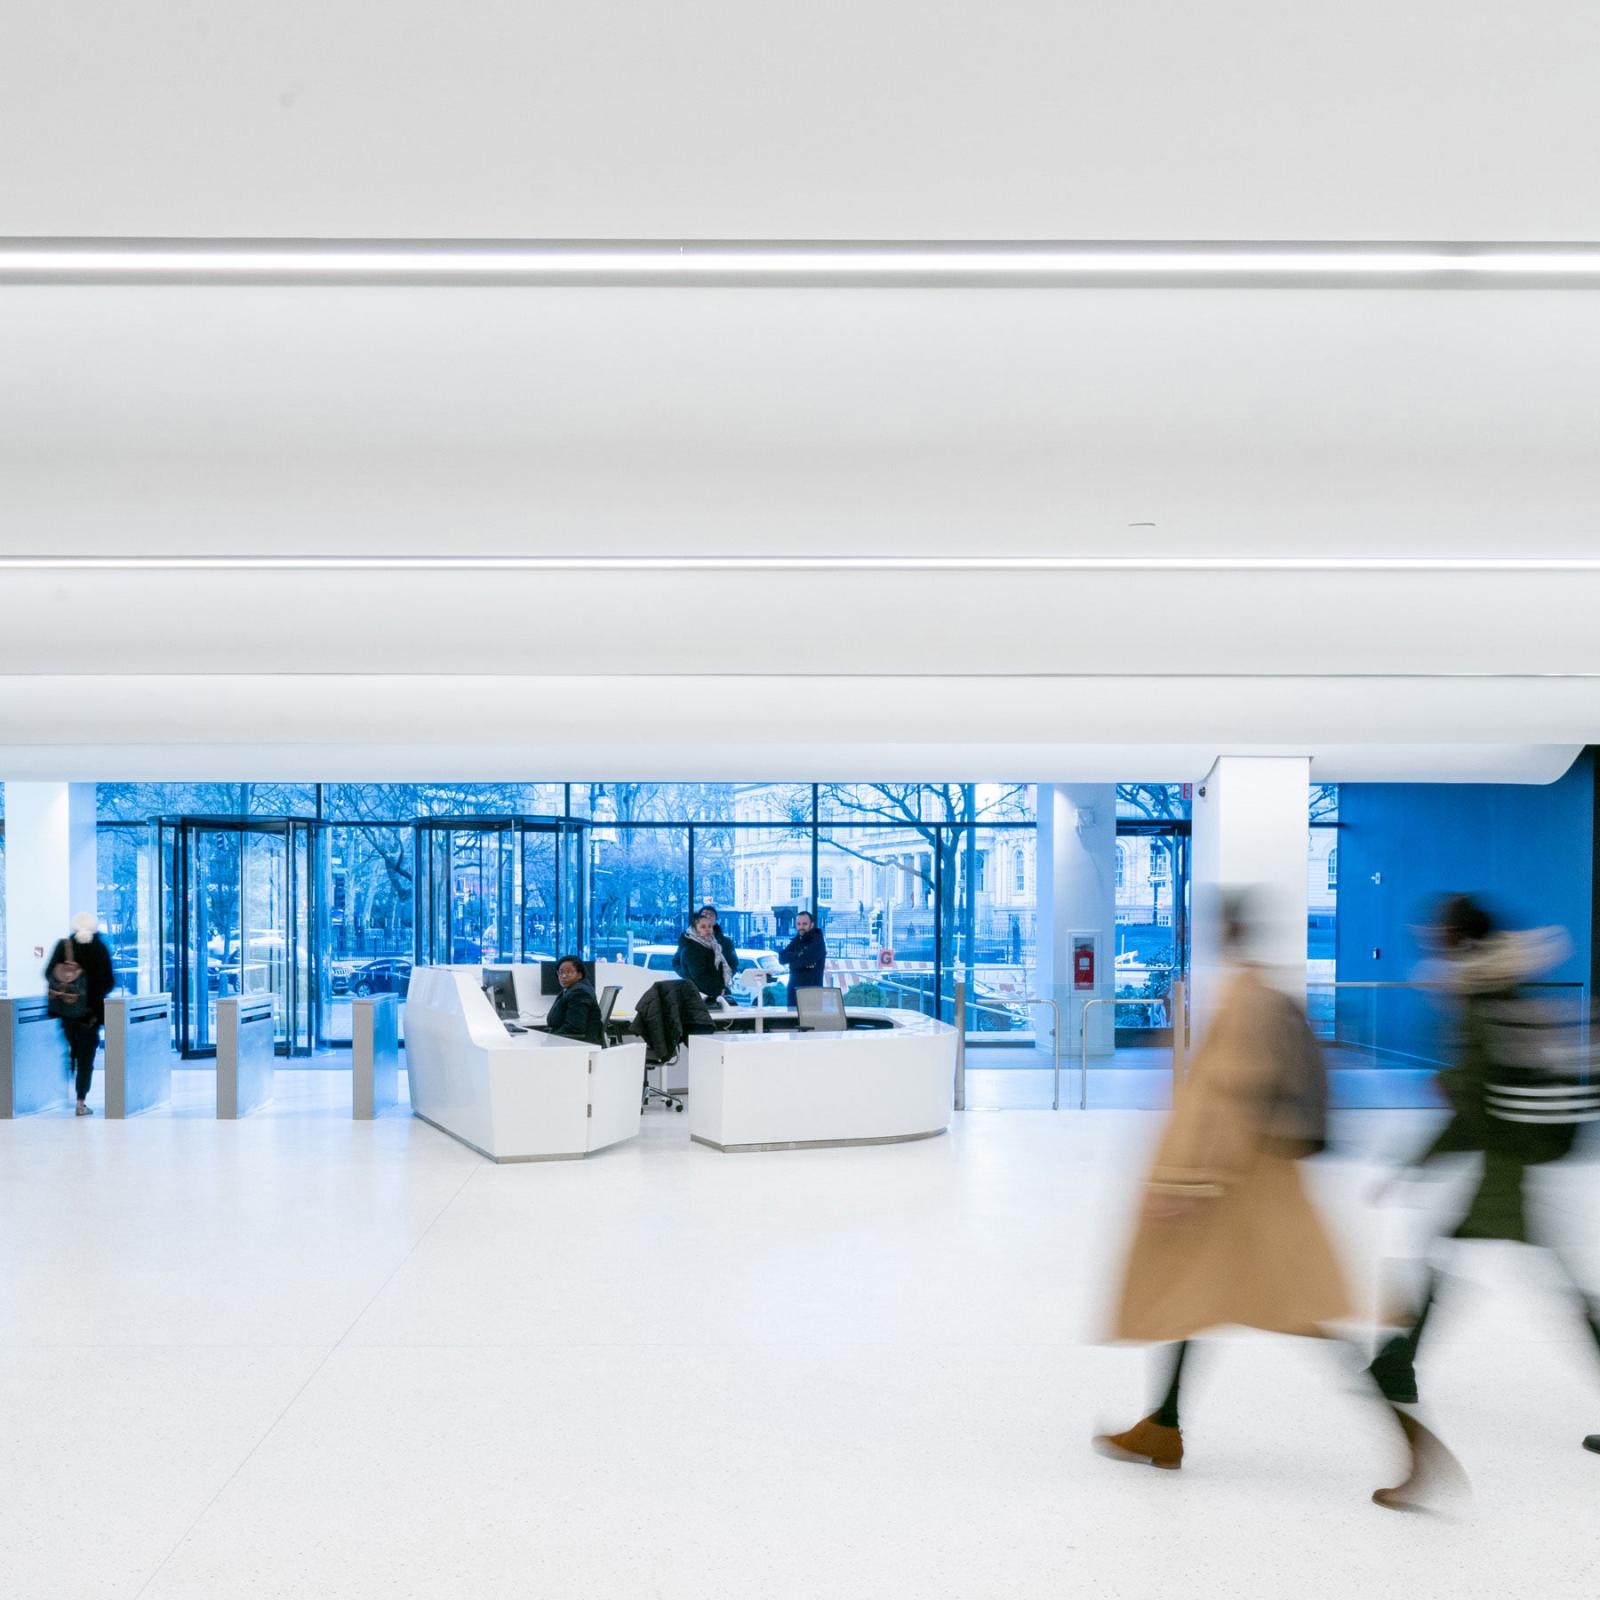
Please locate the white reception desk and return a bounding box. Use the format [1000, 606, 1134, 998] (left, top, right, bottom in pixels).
[404, 967, 645, 1162]
[684, 1008, 956, 1153]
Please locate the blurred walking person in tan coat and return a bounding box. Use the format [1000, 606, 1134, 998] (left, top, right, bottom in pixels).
[1093, 891, 1459, 1511]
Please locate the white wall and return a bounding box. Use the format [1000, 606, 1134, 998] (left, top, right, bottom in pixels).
[4, 3, 1598, 237]
[3, 782, 97, 995]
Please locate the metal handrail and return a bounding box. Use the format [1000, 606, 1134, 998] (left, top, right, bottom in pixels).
[1079, 997, 1115, 1111]
[1009, 996, 1062, 1110]
[1308, 978, 1587, 989]
[954, 979, 966, 1111]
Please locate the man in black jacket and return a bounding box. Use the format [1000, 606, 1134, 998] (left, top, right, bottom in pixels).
[543, 955, 603, 1044]
[780, 911, 827, 1007]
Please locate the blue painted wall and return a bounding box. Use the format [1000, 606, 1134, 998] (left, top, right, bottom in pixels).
[1334, 751, 1595, 1066]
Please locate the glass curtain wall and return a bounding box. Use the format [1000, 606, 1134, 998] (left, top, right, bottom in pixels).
[1114, 786, 1191, 1040]
[92, 783, 1040, 1052]
[1307, 786, 1340, 1036]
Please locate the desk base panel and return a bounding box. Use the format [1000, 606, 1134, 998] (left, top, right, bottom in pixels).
[413, 1111, 587, 1164]
[691, 1127, 946, 1154]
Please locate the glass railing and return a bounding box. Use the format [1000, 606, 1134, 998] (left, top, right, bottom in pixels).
[1304, 979, 1591, 1094]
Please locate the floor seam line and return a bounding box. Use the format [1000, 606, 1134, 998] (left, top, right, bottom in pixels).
[125, 1158, 484, 1600]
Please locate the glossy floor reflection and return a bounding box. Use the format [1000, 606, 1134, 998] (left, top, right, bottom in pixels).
[2, 1072, 1597, 1598]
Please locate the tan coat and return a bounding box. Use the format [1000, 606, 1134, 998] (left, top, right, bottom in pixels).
[1111, 967, 1352, 1343]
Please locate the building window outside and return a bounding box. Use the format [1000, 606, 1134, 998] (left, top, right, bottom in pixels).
[819, 874, 834, 902]
[1013, 848, 1026, 893]
[788, 876, 803, 900]
[1327, 847, 1339, 890]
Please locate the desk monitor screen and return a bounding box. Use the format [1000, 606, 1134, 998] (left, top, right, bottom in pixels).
[795, 986, 848, 1032]
[540, 959, 595, 996]
[482, 968, 519, 1020]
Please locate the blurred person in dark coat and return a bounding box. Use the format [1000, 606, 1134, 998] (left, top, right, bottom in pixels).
[1366, 894, 1600, 1459]
[45, 912, 116, 1117]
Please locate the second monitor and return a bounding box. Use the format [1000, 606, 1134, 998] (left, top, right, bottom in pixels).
[482, 968, 520, 1020]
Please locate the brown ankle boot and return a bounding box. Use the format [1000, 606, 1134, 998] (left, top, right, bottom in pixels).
[1093, 1414, 1183, 1469]
[1373, 1410, 1464, 1511]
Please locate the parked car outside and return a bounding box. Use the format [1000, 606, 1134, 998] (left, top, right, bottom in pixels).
[629, 945, 783, 1005]
[349, 956, 413, 998]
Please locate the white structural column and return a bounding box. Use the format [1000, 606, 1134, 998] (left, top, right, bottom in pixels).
[1036, 784, 1118, 1058]
[3, 782, 97, 995]
[1189, 757, 1310, 1038]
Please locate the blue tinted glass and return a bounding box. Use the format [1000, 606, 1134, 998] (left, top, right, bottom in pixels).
[1116, 783, 1192, 821]
[97, 782, 246, 820]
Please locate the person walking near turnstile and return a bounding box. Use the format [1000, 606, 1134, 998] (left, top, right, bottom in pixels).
[45, 912, 116, 1116]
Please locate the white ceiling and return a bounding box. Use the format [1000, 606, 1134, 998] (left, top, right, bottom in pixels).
[3, 288, 1600, 561]
[4, 3, 1600, 238]
[4, 6, 1600, 784]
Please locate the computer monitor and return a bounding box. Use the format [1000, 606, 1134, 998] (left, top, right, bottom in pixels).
[482, 968, 519, 1020]
[795, 986, 848, 1032]
[541, 958, 595, 995]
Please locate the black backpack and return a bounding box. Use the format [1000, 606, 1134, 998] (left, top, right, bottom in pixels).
[47, 940, 90, 1020]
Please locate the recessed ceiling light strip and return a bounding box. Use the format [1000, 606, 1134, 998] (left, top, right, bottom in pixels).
[3, 556, 1600, 575]
[4, 239, 1600, 288]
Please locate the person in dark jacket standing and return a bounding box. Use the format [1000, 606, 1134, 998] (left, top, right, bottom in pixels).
[543, 954, 603, 1044]
[780, 911, 827, 1006]
[45, 912, 116, 1117]
[673, 910, 738, 1006]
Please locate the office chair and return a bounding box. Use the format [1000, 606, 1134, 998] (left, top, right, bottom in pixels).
[628, 985, 686, 1112]
[642, 1062, 685, 1113]
[795, 985, 848, 1032]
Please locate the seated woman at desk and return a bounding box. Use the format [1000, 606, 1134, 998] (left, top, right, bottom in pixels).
[545, 954, 604, 1044]
[673, 910, 738, 1008]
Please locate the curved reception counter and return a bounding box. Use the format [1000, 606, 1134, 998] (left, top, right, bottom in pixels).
[404, 967, 645, 1162]
[685, 1009, 956, 1153]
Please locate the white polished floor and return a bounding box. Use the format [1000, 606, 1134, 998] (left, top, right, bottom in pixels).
[3, 1069, 1599, 1599]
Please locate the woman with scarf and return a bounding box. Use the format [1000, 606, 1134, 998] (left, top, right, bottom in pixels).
[673, 909, 738, 1007]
